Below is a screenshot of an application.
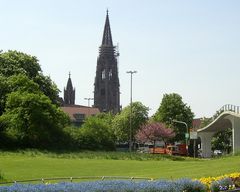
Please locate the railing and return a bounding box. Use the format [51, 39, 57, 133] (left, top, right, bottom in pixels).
[212, 104, 240, 120]
[0, 176, 152, 185]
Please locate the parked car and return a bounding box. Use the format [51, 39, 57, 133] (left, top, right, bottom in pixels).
[213, 150, 222, 156]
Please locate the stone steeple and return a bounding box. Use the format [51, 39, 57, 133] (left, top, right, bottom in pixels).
[94, 11, 120, 113]
[64, 72, 75, 105]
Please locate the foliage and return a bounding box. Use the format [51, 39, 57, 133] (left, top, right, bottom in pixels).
[113, 101, 149, 143]
[0, 50, 68, 149]
[0, 75, 9, 116]
[78, 115, 115, 150]
[0, 50, 41, 78]
[0, 89, 69, 148]
[211, 128, 232, 153]
[0, 179, 207, 192]
[135, 122, 175, 146]
[0, 50, 60, 106]
[153, 93, 194, 142]
[199, 172, 240, 191]
[33, 74, 60, 105]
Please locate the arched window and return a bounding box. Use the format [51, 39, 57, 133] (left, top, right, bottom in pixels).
[109, 69, 112, 80]
[101, 69, 106, 80]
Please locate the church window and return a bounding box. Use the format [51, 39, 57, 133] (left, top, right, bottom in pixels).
[101, 69, 106, 80]
[109, 69, 113, 80]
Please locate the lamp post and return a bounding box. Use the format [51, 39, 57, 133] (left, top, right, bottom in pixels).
[172, 119, 189, 155]
[126, 70, 137, 152]
[84, 98, 94, 107]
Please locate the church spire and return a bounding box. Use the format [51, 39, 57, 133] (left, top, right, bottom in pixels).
[64, 72, 75, 105]
[101, 10, 113, 46]
[94, 11, 120, 114]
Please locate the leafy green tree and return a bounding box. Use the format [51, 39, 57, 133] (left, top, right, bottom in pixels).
[78, 114, 115, 150]
[153, 93, 194, 142]
[0, 50, 60, 105]
[211, 128, 232, 153]
[0, 74, 40, 115]
[0, 75, 9, 115]
[33, 74, 60, 105]
[113, 102, 149, 143]
[0, 90, 69, 148]
[0, 50, 41, 78]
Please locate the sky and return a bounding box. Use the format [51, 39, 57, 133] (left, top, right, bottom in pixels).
[0, 0, 240, 118]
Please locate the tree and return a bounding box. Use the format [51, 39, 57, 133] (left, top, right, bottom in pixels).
[153, 93, 194, 142]
[0, 50, 41, 78]
[78, 114, 115, 150]
[0, 50, 69, 149]
[0, 75, 9, 115]
[0, 74, 70, 148]
[0, 50, 60, 105]
[135, 122, 175, 150]
[0, 90, 69, 148]
[113, 102, 149, 143]
[211, 128, 232, 153]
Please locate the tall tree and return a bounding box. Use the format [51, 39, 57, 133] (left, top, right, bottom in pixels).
[0, 50, 41, 78]
[79, 114, 115, 150]
[0, 89, 69, 148]
[0, 50, 69, 148]
[0, 50, 60, 105]
[113, 101, 149, 143]
[153, 93, 194, 142]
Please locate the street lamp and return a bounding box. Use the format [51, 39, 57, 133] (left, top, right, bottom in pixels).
[84, 98, 94, 107]
[172, 119, 189, 155]
[126, 70, 137, 152]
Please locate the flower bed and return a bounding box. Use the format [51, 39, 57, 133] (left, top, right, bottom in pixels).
[199, 172, 240, 192]
[0, 179, 206, 192]
[0, 172, 239, 192]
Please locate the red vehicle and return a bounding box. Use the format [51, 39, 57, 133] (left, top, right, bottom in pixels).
[149, 144, 187, 156]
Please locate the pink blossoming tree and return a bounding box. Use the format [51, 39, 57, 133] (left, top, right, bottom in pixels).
[135, 122, 175, 151]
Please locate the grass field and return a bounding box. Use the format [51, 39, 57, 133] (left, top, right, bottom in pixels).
[0, 150, 239, 182]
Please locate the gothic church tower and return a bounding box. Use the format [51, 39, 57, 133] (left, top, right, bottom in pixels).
[94, 11, 120, 113]
[64, 73, 75, 105]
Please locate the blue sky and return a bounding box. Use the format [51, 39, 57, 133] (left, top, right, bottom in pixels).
[1, 0, 240, 117]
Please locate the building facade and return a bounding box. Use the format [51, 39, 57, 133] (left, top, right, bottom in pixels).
[94, 11, 120, 114]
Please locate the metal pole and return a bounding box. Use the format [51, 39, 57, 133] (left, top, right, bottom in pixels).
[126, 71, 137, 152]
[172, 119, 189, 156]
[84, 98, 94, 107]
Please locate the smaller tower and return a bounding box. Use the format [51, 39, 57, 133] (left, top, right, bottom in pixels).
[64, 72, 75, 105]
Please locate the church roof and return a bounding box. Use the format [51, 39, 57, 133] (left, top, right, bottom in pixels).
[61, 105, 100, 122]
[101, 10, 113, 46]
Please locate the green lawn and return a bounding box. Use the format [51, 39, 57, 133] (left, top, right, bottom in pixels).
[0, 151, 239, 182]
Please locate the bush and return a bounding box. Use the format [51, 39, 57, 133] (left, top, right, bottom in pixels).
[0, 179, 207, 192]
